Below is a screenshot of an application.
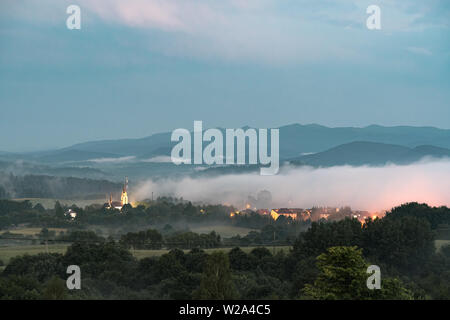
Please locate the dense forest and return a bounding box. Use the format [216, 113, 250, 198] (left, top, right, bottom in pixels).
[0, 173, 121, 199]
[0, 201, 449, 299]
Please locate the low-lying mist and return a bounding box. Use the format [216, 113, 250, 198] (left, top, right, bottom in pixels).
[134, 159, 450, 212]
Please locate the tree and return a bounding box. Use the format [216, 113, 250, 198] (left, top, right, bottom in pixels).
[302, 246, 368, 299]
[54, 201, 65, 219]
[43, 276, 67, 300]
[292, 218, 363, 261]
[250, 247, 272, 260]
[0, 275, 42, 300]
[63, 241, 136, 287]
[155, 250, 186, 281]
[185, 248, 208, 273]
[362, 216, 434, 271]
[119, 229, 163, 250]
[0, 185, 8, 198]
[3, 253, 65, 282]
[228, 247, 255, 271]
[302, 246, 413, 300]
[33, 203, 45, 213]
[386, 202, 450, 229]
[194, 252, 237, 299]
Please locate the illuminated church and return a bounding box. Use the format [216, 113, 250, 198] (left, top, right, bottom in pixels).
[105, 177, 129, 210]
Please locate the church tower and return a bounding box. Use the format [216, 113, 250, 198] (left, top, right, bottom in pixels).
[121, 177, 129, 206]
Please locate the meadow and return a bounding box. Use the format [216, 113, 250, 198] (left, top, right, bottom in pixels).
[189, 225, 256, 238]
[0, 227, 67, 236]
[0, 243, 291, 265]
[0, 244, 69, 265]
[2, 240, 448, 266]
[0, 224, 263, 265]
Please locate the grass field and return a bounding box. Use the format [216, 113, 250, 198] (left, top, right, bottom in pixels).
[0, 243, 291, 265]
[0, 244, 69, 264]
[2, 240, 447, 267]
[0, 227, 67, 236]
[189, 225, 257, 238]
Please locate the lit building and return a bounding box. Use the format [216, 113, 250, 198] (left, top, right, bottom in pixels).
[269, 208, 311, 221]
[105, 177, 130, 210]
[65, 209, 77, 220]
[270, 208, 299, 220]
[121, 177, 129, 206]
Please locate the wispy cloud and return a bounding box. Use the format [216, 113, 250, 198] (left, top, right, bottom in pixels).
[88, 156, 136, 163]
[142, 156, 172, 163]
[3, 0, 449, 64]
[407, 46, 433, 56]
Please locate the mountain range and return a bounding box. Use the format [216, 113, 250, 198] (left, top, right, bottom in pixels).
[1, 124, 449, 180]
[44, 124, 450, 159]
[289, 141, 450, 167]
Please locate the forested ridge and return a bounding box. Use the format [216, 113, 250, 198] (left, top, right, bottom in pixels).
[0, 173, 121, 199]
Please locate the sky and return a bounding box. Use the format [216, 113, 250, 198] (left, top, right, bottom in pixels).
[0, 0, 449, 152]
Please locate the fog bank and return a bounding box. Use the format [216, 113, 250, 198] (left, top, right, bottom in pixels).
[134, 160, 450, 212]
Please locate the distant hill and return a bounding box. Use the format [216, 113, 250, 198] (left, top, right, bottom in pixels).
[278, 124, 450, 159]
[32, 149, 121, 163]
[0, 160, 109, 179]
[0, 173, 122, 200]
[289, 141, 450, 167]
[2, 124, 449, 178]
[32, 124, 450, 161]
[59, 132, 171, 158]
[413, 145, 450, 157]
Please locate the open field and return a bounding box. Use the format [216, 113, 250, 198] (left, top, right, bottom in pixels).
[0, 244, 69, 264]
[189, 225, 257, 238]
[435, 240, 450, 251]
[2, 240, 446, 267]
[0, 227, 67, 236]
[0, 244, 290, 265]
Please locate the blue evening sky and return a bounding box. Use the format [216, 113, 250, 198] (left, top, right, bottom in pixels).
[0, 0, 449, 151]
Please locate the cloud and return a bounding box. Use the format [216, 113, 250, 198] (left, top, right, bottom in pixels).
[142, 156, 172, 163]
[76, 0, 450, 63]
[88, 156, 136, 163]
[407, 46, 433, 56]
[79, 0, 447, 32]
[4, 0, 448, 64]
[81, 0, 185, 31]
[134, 159, 450, 212]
